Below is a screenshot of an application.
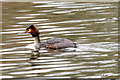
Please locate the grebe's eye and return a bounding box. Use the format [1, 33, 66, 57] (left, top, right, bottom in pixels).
[27, 29, 32, 33]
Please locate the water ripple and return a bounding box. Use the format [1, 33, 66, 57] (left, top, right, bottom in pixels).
[15, 17, 34, 19]
[2, 2, 118, 79]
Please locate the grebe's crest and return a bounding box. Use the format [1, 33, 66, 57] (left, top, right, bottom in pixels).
[26, 25, 35, 30]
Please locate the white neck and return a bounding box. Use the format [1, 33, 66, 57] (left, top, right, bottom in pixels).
[34, 35, 41, 51]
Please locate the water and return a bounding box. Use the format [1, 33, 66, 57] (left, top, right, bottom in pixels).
[1, 1, 118, 79]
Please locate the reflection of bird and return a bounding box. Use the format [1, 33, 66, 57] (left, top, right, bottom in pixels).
[25, 25, 77, 52]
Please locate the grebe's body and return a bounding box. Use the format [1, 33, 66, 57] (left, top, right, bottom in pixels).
[41, 38, 76, 49]
[25, 25, 76, 51]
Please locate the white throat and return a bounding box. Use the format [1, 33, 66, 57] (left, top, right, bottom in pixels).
[34, 35, 41, 51]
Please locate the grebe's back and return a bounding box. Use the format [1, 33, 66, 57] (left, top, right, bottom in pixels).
[43, 38, 76, 49]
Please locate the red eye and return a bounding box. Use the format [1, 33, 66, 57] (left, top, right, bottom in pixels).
[27, 29, 32, 33]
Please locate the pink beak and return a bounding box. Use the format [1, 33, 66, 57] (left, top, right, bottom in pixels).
[18, 31, 28, 34]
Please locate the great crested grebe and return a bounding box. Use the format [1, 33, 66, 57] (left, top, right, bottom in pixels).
[25, 25, 77, 52]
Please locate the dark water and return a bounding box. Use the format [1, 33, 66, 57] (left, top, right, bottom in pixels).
[1, 1, 118, 79]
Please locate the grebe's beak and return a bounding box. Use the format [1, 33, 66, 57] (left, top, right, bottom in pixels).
[18, 29, 29, 34]
[18, 31, 28, 34]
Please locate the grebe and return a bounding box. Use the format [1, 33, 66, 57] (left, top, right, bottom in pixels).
[25, 25, 77, 52]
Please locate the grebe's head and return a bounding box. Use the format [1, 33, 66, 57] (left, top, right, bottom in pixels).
[26, 25, 39, 37]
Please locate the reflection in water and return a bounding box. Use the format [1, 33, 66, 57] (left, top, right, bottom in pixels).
[1, 1, 118, 79]
[30, 52, 40, 60]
